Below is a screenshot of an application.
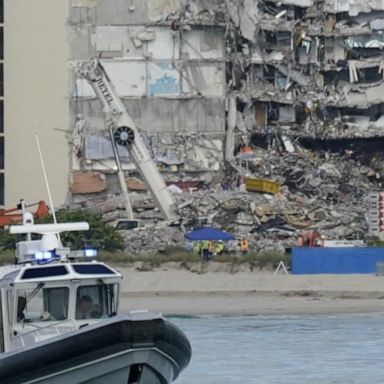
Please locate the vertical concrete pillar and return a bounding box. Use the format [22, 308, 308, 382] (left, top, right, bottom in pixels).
[5, 0, 69, 207]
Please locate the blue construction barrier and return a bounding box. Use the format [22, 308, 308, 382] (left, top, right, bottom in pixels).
[291, 247, 384, 274]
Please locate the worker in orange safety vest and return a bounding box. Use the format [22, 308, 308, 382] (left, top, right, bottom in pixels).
[240, 239, 249, 254]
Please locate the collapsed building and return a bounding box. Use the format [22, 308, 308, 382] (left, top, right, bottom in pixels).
[66, 0, 384, 253]
[69, 0, 227, 195]
[233, 0, 384, 140]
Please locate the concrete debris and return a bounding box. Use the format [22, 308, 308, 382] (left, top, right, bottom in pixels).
[68, 0, 384, 253]
[71, 172, 107, 194]
[68, 141, 384, 254]
[146, 133, 223, 173]
[118, 226, 185, 256]
[84, 136, 129, 161]
[226, 0, 261, 42]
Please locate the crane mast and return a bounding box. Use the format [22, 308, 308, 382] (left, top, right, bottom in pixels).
[75, 59, 177, 221]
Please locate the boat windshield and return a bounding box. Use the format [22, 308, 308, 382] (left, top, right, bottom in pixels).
[76, 284, 118, 320]
[17, 286, 69, 322]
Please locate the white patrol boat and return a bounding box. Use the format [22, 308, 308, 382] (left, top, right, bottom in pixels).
[0, 211, 191, 384]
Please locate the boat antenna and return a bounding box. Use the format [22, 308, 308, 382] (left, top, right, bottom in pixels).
[35, 134, 58, 225]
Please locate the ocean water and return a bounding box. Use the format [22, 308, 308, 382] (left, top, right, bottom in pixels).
[172, 313, 384, 384]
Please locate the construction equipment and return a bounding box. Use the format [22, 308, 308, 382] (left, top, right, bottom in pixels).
[114, 218, 141, 231]
[245, 177, 281, 194]
[74, 59, 177, 223]
[296, 230, 323, 247]
[0, 200, 49, 227]
[296, 231, 366, 248]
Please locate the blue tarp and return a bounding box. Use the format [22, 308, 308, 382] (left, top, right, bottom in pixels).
[292, 247, 384, 274]
[185, 227, 235, 241]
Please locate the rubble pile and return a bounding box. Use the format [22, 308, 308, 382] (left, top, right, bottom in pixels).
[118, 225, 185, 256]
[72, 143, 382, 255]
[67, 0, 384, 254]
[173, 146, 376, 253]
[221, 0, 384, 141]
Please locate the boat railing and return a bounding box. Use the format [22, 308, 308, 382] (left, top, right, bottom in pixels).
[12, 319, 79, 350]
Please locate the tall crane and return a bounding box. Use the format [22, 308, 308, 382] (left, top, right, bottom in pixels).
[74, 59, 177, 221]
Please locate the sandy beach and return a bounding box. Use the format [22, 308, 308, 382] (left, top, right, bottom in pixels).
[115, 263, 384, 316]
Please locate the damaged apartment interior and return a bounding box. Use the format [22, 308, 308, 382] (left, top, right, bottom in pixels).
[67, 0, 384, 254]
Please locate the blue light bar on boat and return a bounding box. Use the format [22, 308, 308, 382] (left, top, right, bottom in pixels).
[84, 249, 97, 257]
[33, 251, 60, 264]
[68, 248, 98, 258]
[34, 251, 55, 261]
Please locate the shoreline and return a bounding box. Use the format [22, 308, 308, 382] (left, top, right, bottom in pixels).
[116, 266, 384, 316]
[120, 290, 384, 316]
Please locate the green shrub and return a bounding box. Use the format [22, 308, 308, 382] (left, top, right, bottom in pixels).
[98, 248, 291, 270]
[99, 247, 201, 266]
[243, 251, 291, 270]
[0, 250, 16, 265]
[0, 230, 20, 250]
[366, 236, 384, 247]
[41, 210, 124, 251]
[0, 210, 124, 252]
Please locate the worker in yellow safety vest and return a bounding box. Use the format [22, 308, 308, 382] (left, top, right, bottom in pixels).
[240, 239, 249, 254]
[201, 240, 210, 261]
[194, 242, 201, 255]
[216, 240, 224, 256]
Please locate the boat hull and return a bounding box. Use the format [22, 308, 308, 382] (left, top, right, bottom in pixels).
[0, 313, 191, 384]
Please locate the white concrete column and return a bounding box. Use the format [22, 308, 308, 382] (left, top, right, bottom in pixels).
[5, 0, 69, 207]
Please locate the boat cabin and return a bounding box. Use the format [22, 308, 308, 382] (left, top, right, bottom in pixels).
[0, 221, 122, 353]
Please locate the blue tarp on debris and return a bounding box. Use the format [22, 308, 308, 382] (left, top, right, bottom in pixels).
[292, 247, 384, 274]
[185, 227, 235, 241]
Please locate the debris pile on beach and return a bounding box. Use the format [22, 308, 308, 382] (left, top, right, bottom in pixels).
[68, 143, 384, 255]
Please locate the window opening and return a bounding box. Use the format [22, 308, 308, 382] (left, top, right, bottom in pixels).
[76, 284, 118, 320]
[17, 285, 69, 322]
